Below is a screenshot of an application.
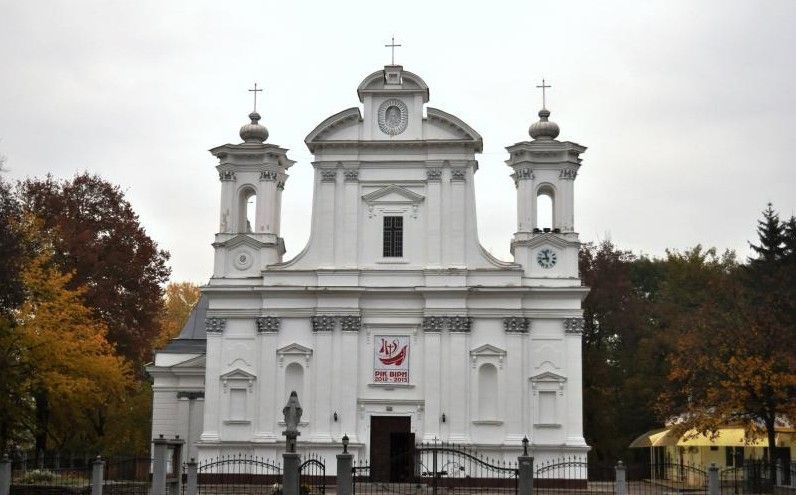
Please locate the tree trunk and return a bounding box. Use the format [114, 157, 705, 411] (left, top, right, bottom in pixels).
[765, 417, 777, 486]
[33, 389, 50, 462]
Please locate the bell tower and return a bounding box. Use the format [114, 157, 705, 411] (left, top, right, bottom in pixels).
[209, 103, 295, 279]
[505, 87, 586, 280]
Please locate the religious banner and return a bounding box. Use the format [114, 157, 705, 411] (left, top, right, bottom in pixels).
[373, 335, 410, 384]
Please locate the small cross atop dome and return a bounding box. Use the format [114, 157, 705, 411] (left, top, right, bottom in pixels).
[239, 83, 269, 143]
[529, 78, 560, 140]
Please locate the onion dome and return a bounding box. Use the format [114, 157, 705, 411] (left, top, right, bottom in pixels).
[239, 112, 269, 143]
[529, 108, 560, 141]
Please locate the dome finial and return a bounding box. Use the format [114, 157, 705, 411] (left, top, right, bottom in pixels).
[240, 83, 269, 143]
[529, 78, 560, 140]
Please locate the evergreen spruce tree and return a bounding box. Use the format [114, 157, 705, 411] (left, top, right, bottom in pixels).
[749, 203, 785, 264]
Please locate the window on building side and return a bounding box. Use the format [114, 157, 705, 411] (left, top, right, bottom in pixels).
[229, 388, 247, 421]
[383, 216, 403, 257]
[478, 363, 498, 420]
[538, 391, 556, 424]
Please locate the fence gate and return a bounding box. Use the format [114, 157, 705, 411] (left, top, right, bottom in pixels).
[353, 441, 518, 495]
[298, 454, 326, 495]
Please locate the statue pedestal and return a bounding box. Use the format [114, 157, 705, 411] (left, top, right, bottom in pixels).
[283, 452, 300, 495]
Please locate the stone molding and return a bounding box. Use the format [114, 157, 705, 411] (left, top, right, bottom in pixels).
[343, 170, 359, 182]
[422, 316, 472, 332]
[205, 317, 226, 333]
[559, 169, 578, 180]
[564, 318, 585, 334]
[311, 315, 361, 332]
[218, 170, 236, 182]
[176, 391, 205, 400]
[426, 168, 442, 181]
[320, 170, 337, 182]
[260, 170, 277, 181]
[503, 317, 530, 333]
[256, 316, 280, 333]
[450, 168, 466, 181]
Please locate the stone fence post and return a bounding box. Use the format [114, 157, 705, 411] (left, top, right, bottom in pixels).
[185, 458, 197, 495]
[0, 455, 11, 495]
[708, 463, 719, 495]
[518, 437, 533, 495]
[152, 435, 169, 495]
[615, 461, 627, 495]
[336, 435, 353, 495]
[91, 456, 104, 495]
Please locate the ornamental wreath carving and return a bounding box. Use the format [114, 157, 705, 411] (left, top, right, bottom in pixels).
[311, 315, 335, 332]
[311, 315, 361, 332]
[340, 315, 362, 332]
[450, 169, 466, 181]
[421, 316, 472, 332]
[260, 170, 277, 181]
[343, 170, 359, 182]
[564, 318, 585, 334]
[377, 98, 409, 136]
[256, 316, 280, 333]
[426, 168, 442, 181]
[503, 317, 530, 333]
[218, 170, 236, 182]
[205, 317, 226, 333]
[559, 169, 578, 180]
[320, 170, 337, 182]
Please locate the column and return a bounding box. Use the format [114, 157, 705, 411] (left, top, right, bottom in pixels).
[219, 175, 236, 233]
[422, 325, 442, 441]
[317, 168, 337, 266]
[449, 167, 466, 266]
[564, 320, 585, 445]
[257, 174, 278, 233]
[448, 328, 469, 442]
[313, 329, 333, 441]
[200, 331, 223, 441]
[426, 166, 443, 267]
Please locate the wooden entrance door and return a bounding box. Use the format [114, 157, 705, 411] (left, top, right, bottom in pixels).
[370, 416, 412, 482]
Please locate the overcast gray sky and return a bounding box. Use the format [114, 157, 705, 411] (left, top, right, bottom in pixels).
[2, 1, 794, 283]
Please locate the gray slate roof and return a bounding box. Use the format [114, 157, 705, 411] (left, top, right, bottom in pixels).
[160, 295, 208, 354]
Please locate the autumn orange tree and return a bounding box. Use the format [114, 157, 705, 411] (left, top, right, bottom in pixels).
[155, 282, 201, 349]
[658, 207, 796, 481]
[1, 216, 134, 453]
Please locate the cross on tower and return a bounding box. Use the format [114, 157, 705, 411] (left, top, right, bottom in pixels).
[536, 78, 551, 109]
[248, 83, 263, 113]
[385, 36, 402, 65]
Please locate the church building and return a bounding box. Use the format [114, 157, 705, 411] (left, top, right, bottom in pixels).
[147, 62, 590, 471]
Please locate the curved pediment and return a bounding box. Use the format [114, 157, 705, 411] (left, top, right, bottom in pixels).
[305, 107, 362, 151]
[425, 108, 483, 152]
[357, 67, 429, 103]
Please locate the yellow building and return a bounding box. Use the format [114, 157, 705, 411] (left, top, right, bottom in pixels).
[630, 426, 795, 469]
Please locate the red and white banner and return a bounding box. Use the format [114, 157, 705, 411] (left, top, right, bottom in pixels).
[373, 335, 410, 384]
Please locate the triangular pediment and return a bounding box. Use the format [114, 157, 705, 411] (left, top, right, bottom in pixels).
[220, 368, 256, 381]
[469, 344, 507, 357]
[521, 233, 579, 250]
[530, 371, 567, 383]
[362, 185, 425, 205]
[213, 233, 268, 249]
[276, 342, 313, 356]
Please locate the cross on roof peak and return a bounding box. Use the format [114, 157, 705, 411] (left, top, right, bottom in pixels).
[535, 78, 551, 109]
[385, 36, 402, 65]
[248, 83, 263, 113]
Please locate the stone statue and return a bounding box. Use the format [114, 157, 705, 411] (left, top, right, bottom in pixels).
[282, 391, 303, 452]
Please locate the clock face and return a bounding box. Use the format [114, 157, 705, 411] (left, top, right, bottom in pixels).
[537, 248, 557, 269]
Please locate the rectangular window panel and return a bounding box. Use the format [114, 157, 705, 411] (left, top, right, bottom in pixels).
[383, 216, 403, 258]
[229, 388, 247, 421]
[538, 391, 556, 424]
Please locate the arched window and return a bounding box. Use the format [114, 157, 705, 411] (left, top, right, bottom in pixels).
[285, 362, 304, 402]
[536, 185, 554, 230]
[238, 187, 257, 233]
[478, 363, 498, 420]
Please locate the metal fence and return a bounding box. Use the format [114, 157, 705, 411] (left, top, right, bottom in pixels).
[103, 458, 151, 495]
[9, 461, 93, 495]
[195, 454, 282, 495]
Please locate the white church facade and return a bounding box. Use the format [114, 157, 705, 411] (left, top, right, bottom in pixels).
[147, 63, 589, 472]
